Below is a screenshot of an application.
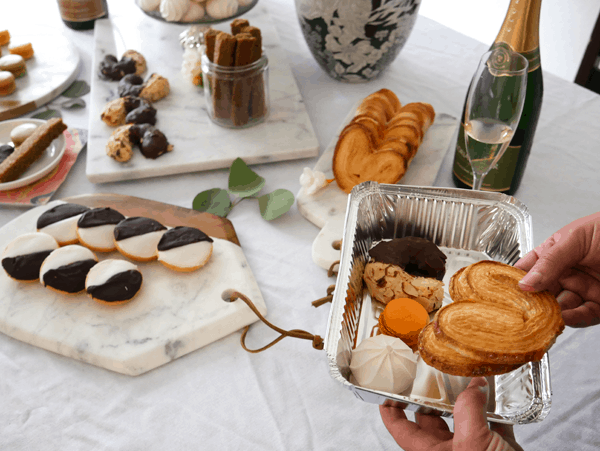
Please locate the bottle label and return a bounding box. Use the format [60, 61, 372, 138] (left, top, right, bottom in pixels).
[59, 0, 106, 22]
[453, 123, 521, 192]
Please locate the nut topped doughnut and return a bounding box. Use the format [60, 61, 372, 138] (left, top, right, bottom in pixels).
[40, 245, 98, 294]
[76, 207, 127, 252]
[113, 217, 167, 262]
[37, 203, 91, 246]
[86, 259, 143, 305]
[157, 226, 214, 272]
[2, 232, 59, 281]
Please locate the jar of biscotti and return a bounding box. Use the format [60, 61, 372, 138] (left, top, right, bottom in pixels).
[201, 29, 269, 129]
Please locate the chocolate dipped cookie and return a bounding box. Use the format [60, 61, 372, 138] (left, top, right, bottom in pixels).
[157, 226, 214, 272]
[113, 217, 167, 262]
[76, 207, 127, 252]
[37, 203, 91, 246]
[2, 232, 59, 281]
[86, 259, 143, 305]
[40, 245, 98, 294]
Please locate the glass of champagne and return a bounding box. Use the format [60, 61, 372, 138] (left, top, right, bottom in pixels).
[464, 47, 528, 190]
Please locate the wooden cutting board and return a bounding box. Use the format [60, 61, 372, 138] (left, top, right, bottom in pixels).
[0, 194, 266, 376]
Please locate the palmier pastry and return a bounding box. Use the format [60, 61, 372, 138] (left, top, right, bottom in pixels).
[363, 237, 446, 312]
[418, 261, 565, 377]
[332, 89, 435, 193]
[37, 203, 91, 246]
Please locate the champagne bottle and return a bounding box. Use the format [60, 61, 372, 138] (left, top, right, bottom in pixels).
[58, 0, 109, 30]
[452, 0, 543, 195]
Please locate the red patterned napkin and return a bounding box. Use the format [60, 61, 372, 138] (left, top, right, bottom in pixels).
[0, 128, 87, 207]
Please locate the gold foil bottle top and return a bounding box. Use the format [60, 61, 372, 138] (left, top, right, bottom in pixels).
[494, 0, 542, 70]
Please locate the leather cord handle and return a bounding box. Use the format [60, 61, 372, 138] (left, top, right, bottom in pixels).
[231, 291, 324, 353]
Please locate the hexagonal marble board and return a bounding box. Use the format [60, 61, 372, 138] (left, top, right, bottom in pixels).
[0, 199, 266, 376]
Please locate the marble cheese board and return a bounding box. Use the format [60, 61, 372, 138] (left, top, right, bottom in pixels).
[0, 194, 266, 376]
[87, 4, 319, 183]
[0, 27, 80, 121]
[297, 107, 458, 270]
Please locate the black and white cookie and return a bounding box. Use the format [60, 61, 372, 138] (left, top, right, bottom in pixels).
[157, 226, 214, 272]
[85, 259, 143, 305]
[2, 232, 59, 281]
[113, 217, 167, 262]
[76, 207, 126, 252]
[39, 245, 98, 294]
[37, 203, 91, 246]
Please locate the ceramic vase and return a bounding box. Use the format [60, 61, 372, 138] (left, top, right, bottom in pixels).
[295, 0, 422, 82]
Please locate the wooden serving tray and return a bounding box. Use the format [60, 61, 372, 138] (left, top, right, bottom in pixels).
[0, 194, 266, 376]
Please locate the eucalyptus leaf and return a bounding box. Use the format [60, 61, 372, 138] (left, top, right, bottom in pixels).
[62, 80, 91, 98]
[192, 188, 232, 217]
[31, 109, 61, 120]
[258, 189, 295, 220]
[61, 98, 86, 109]
[228, 158, 265, 198]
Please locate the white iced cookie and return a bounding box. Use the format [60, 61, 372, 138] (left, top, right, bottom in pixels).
[138, 0, 161, 12]
[205, 0, 239, 19]
[113, 217, 167, 262]
[36, 203, 91, 246]
[157, 226, 213, 272]
[160, 0, 190, 21]
[86, 259, 143, 305]
[1, 232, 59, 281]
[350, 334, 418, 394]
[40, 245, 98, 294]
[181, 2, 205, 21]
[76, 207, 127, 252]
[10, 123, 39, 147]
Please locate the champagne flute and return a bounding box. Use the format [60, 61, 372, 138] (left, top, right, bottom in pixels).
[464, 47, 528, 190]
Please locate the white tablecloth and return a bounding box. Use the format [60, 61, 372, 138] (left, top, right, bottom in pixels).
[2, 1, 600, 450]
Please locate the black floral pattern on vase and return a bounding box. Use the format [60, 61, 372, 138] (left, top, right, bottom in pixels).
[296, 0, 421, 82]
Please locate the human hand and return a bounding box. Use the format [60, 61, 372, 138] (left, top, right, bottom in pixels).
[514, 212, 600, 328]
[379, 377, 523, 451]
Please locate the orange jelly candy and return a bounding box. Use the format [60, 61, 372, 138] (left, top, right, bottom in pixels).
[379, 297, 429, 349]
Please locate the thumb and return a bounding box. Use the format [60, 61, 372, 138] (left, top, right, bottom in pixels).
[519, 230, 585, 292]
[452, 377, 493, 450]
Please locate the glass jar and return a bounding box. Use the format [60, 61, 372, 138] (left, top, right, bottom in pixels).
[201, 53, 269, 129]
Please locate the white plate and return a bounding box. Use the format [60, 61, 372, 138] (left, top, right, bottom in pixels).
[0, 118, 66, 191]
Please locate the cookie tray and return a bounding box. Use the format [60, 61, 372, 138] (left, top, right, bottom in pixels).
[324, 182, 553, 424]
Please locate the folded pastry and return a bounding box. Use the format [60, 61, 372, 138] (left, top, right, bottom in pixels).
[333, 89, 435, 193]
[418, 261, 565, 376]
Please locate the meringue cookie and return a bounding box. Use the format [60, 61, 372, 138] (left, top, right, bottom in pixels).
[138, 0, 161, 12]
[160, 0, 190, 21]
[181, 2, 205, 21]
[205, 0, 239, 19]
[350, 334, 418, 394]
[300, 167, 328, 196]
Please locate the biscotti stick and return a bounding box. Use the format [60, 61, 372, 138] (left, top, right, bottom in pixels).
[231, 18, 250, 36]
[240, 26, 262, 59]
[232, 33, 257, 126]
[204, 28, 220, 62]
[212, 32, 237, 120]
[0, 118, 67, 183]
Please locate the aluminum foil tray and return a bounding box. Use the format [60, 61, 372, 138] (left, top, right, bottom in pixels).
[324, 182, 553, 424]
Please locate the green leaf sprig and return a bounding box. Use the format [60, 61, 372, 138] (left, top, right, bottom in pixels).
[192, 158, 295, 220]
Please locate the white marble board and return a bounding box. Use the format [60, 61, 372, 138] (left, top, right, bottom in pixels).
[0, 199, 266, 376]
[0, 27, 80, 121]
[297, 107, 458, 270]
[87, 4, 319, 183]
